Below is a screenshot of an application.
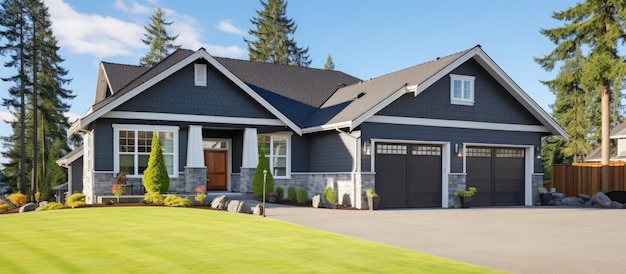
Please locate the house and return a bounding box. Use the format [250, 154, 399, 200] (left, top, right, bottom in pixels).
[585, 121, 626, 162]
[60, 45, 566, 209]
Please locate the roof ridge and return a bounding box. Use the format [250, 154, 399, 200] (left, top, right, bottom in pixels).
[114, 48, 194, 93]
[365, 46, 477, 82]
[214, 55, 345, 74]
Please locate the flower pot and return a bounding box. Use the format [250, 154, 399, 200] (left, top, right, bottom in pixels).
[539, 193, 552, 206]
[267, 196, 277, 203]
[367, 196, 380, 210]
[460, 196, 472, 208]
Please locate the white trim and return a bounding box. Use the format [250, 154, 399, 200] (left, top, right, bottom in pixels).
[194, 63, 207, 86]
[301, 121, 353, 134]
[258, 132, 292, 179]
[103, 111, 285, 126]
[370, 138, 451, 208]
[351, 85, 409, 131]
[112, 124, 180, 178]
[368, 115, 549, 133]
[203, 138, 232, 191]
[450, 74, 475, 106]
[461, 142, 534, 206]
[80, 49, 302, 135]
[291, 172, 356, 175]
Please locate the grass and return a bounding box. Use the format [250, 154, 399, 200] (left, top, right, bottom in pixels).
[0, 207, 501, 273]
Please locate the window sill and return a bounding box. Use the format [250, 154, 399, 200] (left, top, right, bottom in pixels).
[451, 99, 474, 106]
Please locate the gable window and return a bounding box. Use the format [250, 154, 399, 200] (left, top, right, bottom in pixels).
[259, 133, 291, 178]
[113, 124, 179, 178]
[194, 63, 207, 86]
[450, 74, 475, 106]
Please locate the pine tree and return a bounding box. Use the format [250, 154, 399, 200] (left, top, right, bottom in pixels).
[251, 140, 274, 199]
[536, 1, 626, 191]
[142, 132, 170, 194]
[324, 53, 335, 70]
[245, 0, 311, 67]
[0, 0, 74, 199]
[139, 7, 181, 67]
[542, 50, 592, 162]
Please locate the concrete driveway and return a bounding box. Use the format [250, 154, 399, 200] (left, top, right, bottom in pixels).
[265, 205, 626, 273]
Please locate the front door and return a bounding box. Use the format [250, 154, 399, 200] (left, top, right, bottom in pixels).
[205, 150, 227, 190]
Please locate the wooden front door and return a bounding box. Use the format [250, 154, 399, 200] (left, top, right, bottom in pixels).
[205, 150, 227, 190]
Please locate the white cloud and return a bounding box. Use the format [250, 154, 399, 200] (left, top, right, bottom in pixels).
[217, 20, 246, 35]
[113, 0, 151, 14]
[0, 111, 15, 123]
[65, 112, 81, 123]
[45, 0, 145, 58]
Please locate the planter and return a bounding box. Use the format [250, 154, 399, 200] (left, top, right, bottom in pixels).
[460, 196, 472, 208]
[267, 196, 277, 203]
[367, 196, 380, 210]
[539, 193, 552, 206]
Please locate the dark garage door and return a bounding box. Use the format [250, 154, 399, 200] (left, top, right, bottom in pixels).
[466, 147, 525, 206]
[375, 143, 442, 208]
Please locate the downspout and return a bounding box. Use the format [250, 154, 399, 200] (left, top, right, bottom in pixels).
[336, 128, 360, 208]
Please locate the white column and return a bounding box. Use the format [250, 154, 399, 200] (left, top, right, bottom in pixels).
[187, 125, 204, 168]
[242, 128, 259, 168]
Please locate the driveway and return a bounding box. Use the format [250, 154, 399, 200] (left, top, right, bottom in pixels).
[265, 205, 626, 273]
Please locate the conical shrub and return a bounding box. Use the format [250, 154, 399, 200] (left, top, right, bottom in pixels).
[142, 132, 170, 193]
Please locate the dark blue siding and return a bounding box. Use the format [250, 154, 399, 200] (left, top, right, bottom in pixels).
[71, 156, 83, 192]
[291, 134, 310, 172]
[361, 122, 542, 173]
[378, 59, 541, 125]
[115, 63, 275, 119]
[93, 120, 114, 171]
[308, 131, 354, 172]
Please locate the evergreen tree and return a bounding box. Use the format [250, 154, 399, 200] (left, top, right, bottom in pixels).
[536, 1, 626, 191]
[139, 7, 181, 67]
[245, 0, 311, 67]
[0, 0, 74, 199]
[542, 50, 592, 162]
[142, 132, 170, 194]
[324, 53, 335, 70]
[251, 140, 274, 199]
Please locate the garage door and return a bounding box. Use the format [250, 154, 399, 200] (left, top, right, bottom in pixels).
[375, 143, 442, 208]
[466, 147, 525, 206]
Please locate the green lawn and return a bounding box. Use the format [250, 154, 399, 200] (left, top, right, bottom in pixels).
[0, 207, 501, 273]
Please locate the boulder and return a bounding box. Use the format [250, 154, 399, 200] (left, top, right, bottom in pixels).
[560, 197, 585, 207]
[577, 194, 591, 202]
[606, 191, 626, 203]
[19, 203, 37, 213]
[610, 201, 624, 209]
[252, 204, 264, 216]
[592, 192, 613, 208]
[39, 201, 48, 207]
[210, 195, 231, 210]
[312, 195, 322, 208]
[227, 200, 250, 214]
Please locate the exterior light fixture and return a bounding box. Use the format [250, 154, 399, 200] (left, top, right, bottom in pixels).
[455, 143, 463, 157]
[536, 147, 542, 159]
[363, 140, 371, 156]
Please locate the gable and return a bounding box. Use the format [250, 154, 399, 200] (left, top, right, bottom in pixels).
[378, 59, 542, 126]
[114, 62, 275, 119]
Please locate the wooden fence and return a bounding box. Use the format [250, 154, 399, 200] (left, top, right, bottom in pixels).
[550, 163, 626, 197]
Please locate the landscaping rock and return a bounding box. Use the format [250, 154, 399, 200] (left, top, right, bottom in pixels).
[592, 192, 613, 208]
[606, 191, 626, 203]
[560, 197, 585, 207]
[610, 201, 624, 209]
[19, 203, 37, 213]
[252, 204, 264, 216]
[227, 200, 250, 214]
[312, 195, 322, 208]
[210, 195, 231, 210]
[577, 194, 591, 202]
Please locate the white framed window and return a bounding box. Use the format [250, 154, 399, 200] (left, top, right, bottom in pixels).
[619, 138, 626, 157]
[194, 63, 207, 86]
[450, 74, 475, 106]
[259, 133, 291, 178]
[113, 124, 179, 178]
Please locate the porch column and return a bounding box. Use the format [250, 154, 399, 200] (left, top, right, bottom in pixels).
[185, 125, 206, 193]
[240, 128, 259, 193]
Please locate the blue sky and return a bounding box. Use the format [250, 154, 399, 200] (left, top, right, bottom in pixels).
[0, 0, 579, 165]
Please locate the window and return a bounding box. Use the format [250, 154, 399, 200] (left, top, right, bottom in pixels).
[194, 63, 207, 86]
[259, 134, 291, 178]
[450, 74, 475, 105]
[619, 139, 626, 156]
[113, 125, 179, 177]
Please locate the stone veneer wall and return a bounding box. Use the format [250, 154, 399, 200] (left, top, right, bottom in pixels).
[91, 171, 186, 204]
[448, 173, 467, 208]
[184, 167, 206, 193]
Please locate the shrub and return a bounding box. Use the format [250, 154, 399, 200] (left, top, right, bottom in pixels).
[454, 186, 477, 197]
[296, 188, 308, 204]
[195, 193, 207, 204]
[143, 192, 164, 205]
[7, 193, 27, 207]
[252, 141, 274, 198]
[39, 202, 64, 211]
[366, 188, 378, 198]
[287, 186, 297, 202]
[164, 195, 192, 207]
[275, 186, 284, 201]
[67, 193, 86, 208]
[0, 202, 8, 211]
[323, 186, 335, 204]
[142, 132, 170, 194]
